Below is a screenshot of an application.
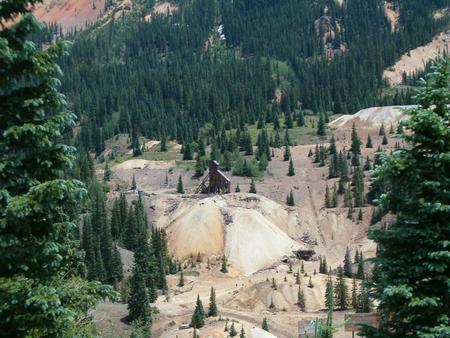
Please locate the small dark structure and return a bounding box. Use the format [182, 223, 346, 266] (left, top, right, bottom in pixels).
[196, 160, 231, 194]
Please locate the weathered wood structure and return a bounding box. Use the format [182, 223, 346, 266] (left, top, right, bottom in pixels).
[196, 160, 231, 194]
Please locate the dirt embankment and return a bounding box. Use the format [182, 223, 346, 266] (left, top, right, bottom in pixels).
[384, 31, 450, 86]
[33, 0, 106, 31]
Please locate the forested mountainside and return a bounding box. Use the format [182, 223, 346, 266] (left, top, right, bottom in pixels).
[44, 0, 448, 153]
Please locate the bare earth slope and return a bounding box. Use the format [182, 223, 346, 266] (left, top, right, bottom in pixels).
[384, 31, 450, 86]
[33, 0, 106, 31]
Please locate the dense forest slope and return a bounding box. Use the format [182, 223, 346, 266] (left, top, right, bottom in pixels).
[35, 0, 449, 154]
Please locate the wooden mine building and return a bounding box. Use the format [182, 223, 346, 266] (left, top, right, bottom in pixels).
[196, 160, 231, 194]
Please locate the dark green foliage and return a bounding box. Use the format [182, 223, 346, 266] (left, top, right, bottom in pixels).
[308, 276, 314, 288]
[334, 266, 349, 310]
[191, 295, 205, 329]
[240, 325, 246, 338]
[127, 267, 151, 324]
[379, 123, 385, 136]
[235, 184, 241, 192]
[262, 318, 269, 332]
[208, 287, 218, 317]
[230, 322, 238, 337]
[103, 160, 111, 181]
[356, 252, 365, 280]
[352, 166, 365, 207]
[351, 278, 358, 309]
[287, 158, 295, 176]
[220, 255, 228, 273]
[382, 134, 389, 145]
[249, 179, 256, 193]
[319, 256, 328, 274]
[131, 174, 137, 190]
[356, 278, 373, 313]
[317, 113, 326, 136]
[177, 175, 184, 194]
[0, 4, 114, 335]
[286, 189, 295, 206]
[283, 144, 291, 161]
[325, 275, 334, 310]
[298, 287, 306, 311]
[366, 135, 373, 148]
[343, 247, 353, 278]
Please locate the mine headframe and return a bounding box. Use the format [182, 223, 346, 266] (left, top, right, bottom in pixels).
[195, 160, 231, 194]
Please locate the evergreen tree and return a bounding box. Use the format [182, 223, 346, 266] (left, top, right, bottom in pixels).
[249, 179, 256, 193]
[317, 113, 326, 136]
[191, 295, 205, 329]
[177, 175, 184, 194]
[287, 158, 295, 176]
[178, 269, 184, 287]
[103, 160, 111, 182]
[235, 184, 241, 192]
[262, 318, 269, 332]
[286, 189, 295, 206]
[283, 143, 291, 161]
[325, 275, 334, 310]
[194, 155, 204, 177]
[297, 110, 305, 127]
[324, 184, 331, 208]
[366, 135, 373, 148]
[308, 276, 314, 288]
[240, 325, 246, 338]
[351, 123, 361, 156]
[269, 296, 275, 309]
[183, 142, 193, 160]
[356, 252, 365, 279]
[382, 134, 388, 145]
[379, 123, 385, 136]
[220, 255, 228, 273]
[343, 247, 353, 278]
[131, 127, 142, 157]
[298, 287, 306, 311]
[351, 278, 358, 309]
[356, 278, 373, 313]
[334, 266, 349, 310]
[131, 173, 137, 190]
[0, 4, 114, 335]
[128, 267, 151, 323]
[208, 287, 218, 317]
[230, 322, 238, 337]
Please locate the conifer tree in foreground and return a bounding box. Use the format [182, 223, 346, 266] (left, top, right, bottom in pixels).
[361, 63, 450, 334]
[0, 3, 113, 335]
[230, 322, 238, 337]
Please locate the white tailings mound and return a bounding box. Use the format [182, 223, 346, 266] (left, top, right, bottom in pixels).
[165, 194, 303, 275]
[329, 105, 413, 130]
[251, 328, 278, 338]
[114, 159, 175, 170]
